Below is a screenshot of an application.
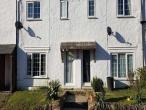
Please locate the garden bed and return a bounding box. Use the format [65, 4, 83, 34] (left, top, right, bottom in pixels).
[88, 88, 146, 110]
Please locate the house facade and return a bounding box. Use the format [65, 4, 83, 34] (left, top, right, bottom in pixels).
[0, 0, 16, 91]
[15, 0, 144, 89]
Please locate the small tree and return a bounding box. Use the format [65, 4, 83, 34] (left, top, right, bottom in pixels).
[91, 76, 104, 93]
[91, 76, 106, 109]
[128, 67, 146, 103]
[47, 80, 61, 100]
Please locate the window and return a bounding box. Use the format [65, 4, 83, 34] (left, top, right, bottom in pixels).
[111, 53, 133, 78]
[117, 0, 131, 16]
[60, 0, 68, 19]
[27, 53, 46, 77]
[88, 0, 95, 17]
[65, 52, 74, 83]
[26, 1, 40, 19]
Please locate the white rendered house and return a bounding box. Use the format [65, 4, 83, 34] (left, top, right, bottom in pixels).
[16, 0, 144, 89]
[0, 0, 16, 91]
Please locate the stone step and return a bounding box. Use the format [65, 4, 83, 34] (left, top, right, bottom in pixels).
[63, 102, 88, 109]
[63, 108, 87, 110]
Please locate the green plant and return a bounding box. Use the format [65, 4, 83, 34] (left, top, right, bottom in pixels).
[91, 76, 104, 93]
[128, 67, 146, 104]
[127, 72, 134, 87]
[91, 77, 106, 110]
[47, 80, 61, 100]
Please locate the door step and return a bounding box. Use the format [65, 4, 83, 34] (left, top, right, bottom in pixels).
[63, 102, 87, 109]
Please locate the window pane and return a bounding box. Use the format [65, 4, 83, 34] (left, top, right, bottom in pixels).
[65, 52, 73, 83]
[124, 0, 131, 15]
[127, 54, 133, 73]
[111, 55, 117, 77]
[118, 54, 126, 77]
[27, 3, 33, 18]
[118, 0, 124, 15]
[34, 2, 40, 18]
[41, 54, 46, 75]
[27, 54, 32, 75]
[32, 53, 40, 76]
[89, 0, 94, 16]
[60, 0, 68, 18]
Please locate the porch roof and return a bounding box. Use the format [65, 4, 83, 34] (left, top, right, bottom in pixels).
[0, 44, 16, 54]
[60, 42, 96, 51]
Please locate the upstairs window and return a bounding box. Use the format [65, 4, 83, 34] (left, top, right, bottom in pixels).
[117, 0, 131, 16]
[27, 53, 46, 77]
[60, 0, 68, 19]
[88, 0, 95, 17]
[26, 1, 40, 20]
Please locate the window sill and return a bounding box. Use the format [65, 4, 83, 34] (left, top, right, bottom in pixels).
[25, 76, 49, 79]
[117, 15, 135, 18]
[26, 18, 42, 21]
[88, 16, 98, 19]
[114, 77, 128, 81]
[65, 83, 75, 86]
[60, 18, 69, 20]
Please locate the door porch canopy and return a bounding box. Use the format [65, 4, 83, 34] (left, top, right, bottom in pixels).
[0, 44, 16, 54]
[0, 44, 16, 92]
[60, 42, 96, 61]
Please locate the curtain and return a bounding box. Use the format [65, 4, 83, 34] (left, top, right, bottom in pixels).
[66, 52, 73, 83]
[124, 0, 131, 15]
[127, 54, 133, 73]
[118, 54, 126, 77]
[111, 55, 117, 77]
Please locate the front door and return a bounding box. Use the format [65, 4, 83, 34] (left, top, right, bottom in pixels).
[0, 55, 5, 90]
[83, 50, 90, 83]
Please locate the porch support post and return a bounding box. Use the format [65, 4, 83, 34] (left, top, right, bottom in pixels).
[10, 55, 13, 92]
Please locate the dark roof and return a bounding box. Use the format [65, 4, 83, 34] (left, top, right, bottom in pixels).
[0, 44, 16, 54]
[60, 42, 96, 51]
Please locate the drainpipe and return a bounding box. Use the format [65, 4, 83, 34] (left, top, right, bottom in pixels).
[15, 0, 20, 91]
[15, 0, 19, 92]
[141, 0, 146, 67]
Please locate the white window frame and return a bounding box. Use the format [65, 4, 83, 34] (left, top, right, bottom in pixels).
[27, 53, 47, 78]
[111, 53, 134, 79]
[60, 0, 68, 19]
[117, 0, 132, 17]
[88, 0, 96, 18]
[26, 1, 41, 20]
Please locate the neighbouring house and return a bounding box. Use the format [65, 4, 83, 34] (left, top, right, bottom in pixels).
[2, 0, 144, 90]
[0, 0, 16, 91]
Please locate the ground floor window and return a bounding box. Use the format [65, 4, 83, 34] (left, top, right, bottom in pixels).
[111, 53, 133, 78]
[27, 53, 46, 76]
[65, 51, 74, 83]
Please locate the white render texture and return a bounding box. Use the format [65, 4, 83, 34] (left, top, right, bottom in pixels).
[0, 0, 16, 44]
[17, 0, 143, 89]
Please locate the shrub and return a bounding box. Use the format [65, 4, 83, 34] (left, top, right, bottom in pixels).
[91, 76, 104, 93]
[128, 66, 146, 104]
[91, 76, 106, 109]
[47, 80, 61, 101]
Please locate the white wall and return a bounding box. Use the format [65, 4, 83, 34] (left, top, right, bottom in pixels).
[17, 0, 50, 89]
[17, 0, 143, 89]
[0, 0, 16, 44]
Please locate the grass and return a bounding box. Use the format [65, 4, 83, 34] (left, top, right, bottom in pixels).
[5, 88, 48, 110]
[105, 88, 146, 105]
[0, 93, 11, 110]
[1, 87, 146, 109]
